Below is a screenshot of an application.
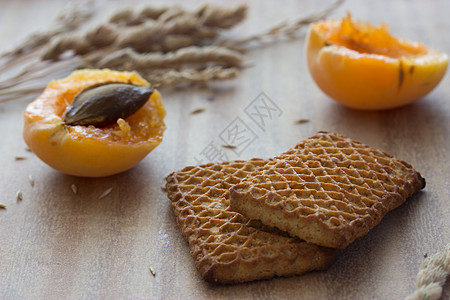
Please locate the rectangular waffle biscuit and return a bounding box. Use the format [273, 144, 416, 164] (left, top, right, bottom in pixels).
[230, 132, 425, 249]
[166, 158, 335, 284]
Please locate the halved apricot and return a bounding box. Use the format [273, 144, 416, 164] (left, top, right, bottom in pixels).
[306, 14, 448, 110]
[23, 69, 166, 177]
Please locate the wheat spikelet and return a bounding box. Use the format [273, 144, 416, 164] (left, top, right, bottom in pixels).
[1, 0, 95, 61]
[88, 46, 243, 70]
[141, 66, 239, 86]
[0, 1, 344, 102]
[218, 0, 344, 48]
[42, 4, 248, 60]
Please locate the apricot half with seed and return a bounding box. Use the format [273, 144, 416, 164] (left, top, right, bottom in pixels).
[23, 69, 166, 177]
[64, 83, 154, 127]
[306, 14, 448, 110]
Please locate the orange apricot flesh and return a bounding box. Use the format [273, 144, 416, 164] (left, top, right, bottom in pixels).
[23, 69, 166, 177]
[306, 14, 448, 110]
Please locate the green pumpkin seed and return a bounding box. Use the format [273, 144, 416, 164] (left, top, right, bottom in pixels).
[64, 83, 153, 127]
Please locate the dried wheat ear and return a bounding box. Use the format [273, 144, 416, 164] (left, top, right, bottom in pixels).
[0, 1, 344, 101]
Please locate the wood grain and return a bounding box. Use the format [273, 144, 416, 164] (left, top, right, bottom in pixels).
[0, 0, 449, 299]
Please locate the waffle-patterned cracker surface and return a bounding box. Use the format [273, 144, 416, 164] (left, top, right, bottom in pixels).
[230, 132, 425, 249]
[166, 158, 335, 284]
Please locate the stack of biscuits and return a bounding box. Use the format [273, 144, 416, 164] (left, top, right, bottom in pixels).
[165, 132, 425, 284]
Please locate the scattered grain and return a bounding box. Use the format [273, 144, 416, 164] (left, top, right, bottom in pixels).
[71, 184, 78, 195]
[98, 187, 113, 200]
[28, 174, 35, 187]
[149, 267, 156, 276]
[295, 119, 310, 124]
[16, 190, 23, 202]
[222, 144, 237, 149]
[0, 203, 6, 209]
[191, 108, 205, 114]
[15, 156, 26, 160]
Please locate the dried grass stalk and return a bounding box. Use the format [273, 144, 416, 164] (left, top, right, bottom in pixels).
[43, 4, 247, 60]
[0, 1, 344, 102]
[88, 46, 243, 70]
[1, 0, 95, 63]
[114, 18, 216, 53]
[218, 0, 345, 48]
[197, 4, 247, 29]
[109, 4, 247, 29]
[141, 66, 240, 86]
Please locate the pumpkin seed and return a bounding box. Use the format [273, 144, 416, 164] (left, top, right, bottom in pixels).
[64, 83, 153, 127]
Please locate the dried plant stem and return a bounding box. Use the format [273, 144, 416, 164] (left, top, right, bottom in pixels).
[1, 0, 95, 62]
[141, 66, 239, 86]
[0, 2, 343, 103]
[0, 58, 78, 89]
[43, 4, 247, 60]
[0, 57, 81, 103]
[0, 49, 43, 75]
[109, 4, 247, 30]
[197, 4, 247, 29]
[218, 0, 344, 48]
[88, 46, 243, 70]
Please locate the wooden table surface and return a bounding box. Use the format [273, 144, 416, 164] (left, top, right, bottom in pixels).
[0, 0, 449, 299]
